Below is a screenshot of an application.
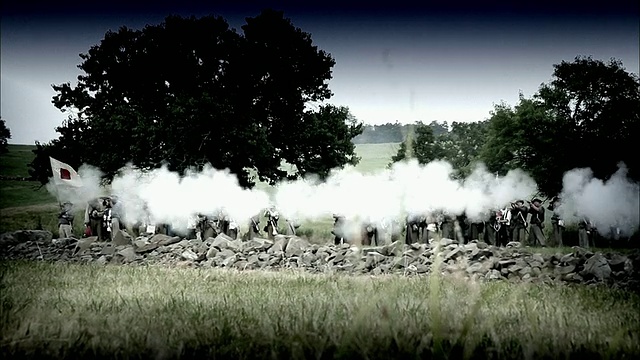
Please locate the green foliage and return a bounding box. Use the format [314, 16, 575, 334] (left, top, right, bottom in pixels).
[391, 120, 488, 177]
[29, 10, 362, 188]
[480, 56, 640, 196]
[0, 117, 11, 155]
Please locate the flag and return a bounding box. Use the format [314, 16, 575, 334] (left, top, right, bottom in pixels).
[49, 157, 83, 188]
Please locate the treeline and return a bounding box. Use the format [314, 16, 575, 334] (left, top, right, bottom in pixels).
[352, 121, 449, 144]
[391, 56, 640, 198]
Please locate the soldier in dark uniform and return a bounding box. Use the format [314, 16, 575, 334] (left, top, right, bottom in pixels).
[247, 214, 261, 240]
[84, 197, 106, 240]
[578, 216, 596, 248]
[455, 213, 468, 244]
[440, 212, 456, 240]
[484, 210, 498, 246]
[527, 198, 546, 246]
[468, 217, 484, 242]
[510, 200, 528, 244]
[547, 196, 564, 247]
[362, 220, 377, 246]
[264, 207, 280, 240]
[405, 214, 420, 244]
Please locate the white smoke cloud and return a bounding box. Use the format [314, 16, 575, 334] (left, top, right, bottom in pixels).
[273, 159, 539, 226]
[557, 162, 640, 238]
[44, 157, 638, 240]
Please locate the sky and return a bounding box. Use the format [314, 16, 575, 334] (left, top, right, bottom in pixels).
[1, 1, 638, 145]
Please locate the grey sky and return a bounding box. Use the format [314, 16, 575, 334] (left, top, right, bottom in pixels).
[1, 1, 638, 144]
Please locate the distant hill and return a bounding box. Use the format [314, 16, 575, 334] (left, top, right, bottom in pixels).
[0, 144, 36, 178]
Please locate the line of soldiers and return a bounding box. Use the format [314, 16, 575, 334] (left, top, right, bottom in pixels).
[78, 195, 607, 248]
[82, 197, 301, 242]
[330, 197, 571, 248]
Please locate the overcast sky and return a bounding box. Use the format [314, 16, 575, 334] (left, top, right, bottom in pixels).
[1, 1, 638, 145]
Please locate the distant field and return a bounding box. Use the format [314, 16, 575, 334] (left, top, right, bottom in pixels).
[0, 144, 37, 177]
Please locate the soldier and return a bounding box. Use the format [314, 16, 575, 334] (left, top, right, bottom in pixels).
[283, 217, 299, 236]
[197, 213, 217, 240]
[510, 200, 528, 244]
[484, 210, 498, 246]
[527, 198, 546, 246]
[405, 214, 420, 244]
[547, 195, 564, 247]
[227, 218, 239, 240]
[455, 213, 468, 244]
[84, 197, 105, 240]
[58, 202, 74, 238]
[264, 206, 280, 240]
[362, 219, 377, 246]
[107, 196, 124, 241]
[247, 214, 261, 240]
[578, 216, 595, 248]
[495, 206, 512, 246]
[440, 212, 456, 240]
[468, 217, 485, 242]
[332, 214, 346, 245]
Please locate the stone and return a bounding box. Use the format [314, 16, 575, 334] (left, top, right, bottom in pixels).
[206, 246, 219, 259]
[555, 264, 576, 275]
[149, 234, 173, 245]
[117, 247, 138, 263]
[158, 236, 181, 247]
[181, 249, 200, 261]
[100, 243, 116, 255]
[285, 237, 310, 257]
[112, 230, 131, 246]
[73, 236, 97, 255]
[135, 242, 159, 254]
[581, 253, 612, 281]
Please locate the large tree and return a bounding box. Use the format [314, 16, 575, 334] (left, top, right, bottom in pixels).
[480, 56, 640, 196]
[29, 10, 362, 188]
[0, 117, 11, 154]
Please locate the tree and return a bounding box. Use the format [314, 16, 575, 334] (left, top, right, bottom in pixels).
[0, 117, 11, 154]
[535, 56, 640, 184]
[480, 56, 640, 197]
[435, 121, 489, 178]
[30, 10, 362, 188]
[391, 122, 443, 165]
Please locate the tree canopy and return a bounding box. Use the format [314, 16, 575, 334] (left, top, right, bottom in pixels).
[29, 10, 363, 188]
[481, 56, 640, 197]
[0, 117, 10, 154]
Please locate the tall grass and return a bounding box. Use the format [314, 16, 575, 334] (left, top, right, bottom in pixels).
[1, 261, 638, 359]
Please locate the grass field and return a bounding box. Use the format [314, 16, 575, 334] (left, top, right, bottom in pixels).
[1, 261, 639, 359]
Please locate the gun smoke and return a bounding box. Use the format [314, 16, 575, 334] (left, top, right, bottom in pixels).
[557, 162, 640, 238]
[47, 159, 639, 239]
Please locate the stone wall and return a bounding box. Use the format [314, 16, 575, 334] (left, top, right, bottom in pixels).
[1, 230, 638, 292]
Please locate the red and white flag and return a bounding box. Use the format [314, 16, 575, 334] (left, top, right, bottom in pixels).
[49, 157, 83, 188]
